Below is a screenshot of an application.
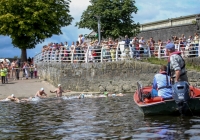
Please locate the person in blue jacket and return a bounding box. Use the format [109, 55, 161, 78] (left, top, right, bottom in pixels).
[151, 65, 172, 99]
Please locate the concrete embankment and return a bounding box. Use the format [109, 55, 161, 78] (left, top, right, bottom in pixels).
[38, 59, 200, 93]
[0, 78, 100, 99]
[2, 58, 199, 99]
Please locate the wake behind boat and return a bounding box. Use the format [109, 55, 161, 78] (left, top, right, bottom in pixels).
[133, 82, 200, 116]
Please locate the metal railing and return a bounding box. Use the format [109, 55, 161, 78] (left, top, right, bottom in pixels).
[155, 41, 200, 59]
[34, 40, 200, 64]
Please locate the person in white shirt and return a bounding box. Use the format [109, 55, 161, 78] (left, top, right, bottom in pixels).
[78, 35, 82, 44]
[64, 42, 69, 50]
[139, 37, 145, 54]
[80, 34, 85, 44]
[78, 34, 84, 45]
[186, 36, 194, 57]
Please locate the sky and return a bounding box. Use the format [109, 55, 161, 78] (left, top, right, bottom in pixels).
[1, 0, 200, 58]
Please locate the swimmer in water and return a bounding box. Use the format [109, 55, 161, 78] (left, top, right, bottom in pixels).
[0, 94, 20, 103]
[20, 88, 47, 102]
[104, 92, 124, 97]
[35, 88, 47, 98]
[50, 84, 70, 97]
[78, 93, 85, 99]
[20, 96, 41, 102]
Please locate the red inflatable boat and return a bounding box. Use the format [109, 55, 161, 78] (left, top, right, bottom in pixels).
[133, 82, 200, 116]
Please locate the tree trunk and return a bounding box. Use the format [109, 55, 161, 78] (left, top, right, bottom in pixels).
[21, 48, 27, 62]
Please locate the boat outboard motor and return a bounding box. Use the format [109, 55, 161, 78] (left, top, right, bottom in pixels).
[172, 81, 190, 115]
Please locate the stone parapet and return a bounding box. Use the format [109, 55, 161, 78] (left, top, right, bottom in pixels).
[37, 60, 200, 93]
[140, 14, 197, 31]
[138, 24, 197, 44]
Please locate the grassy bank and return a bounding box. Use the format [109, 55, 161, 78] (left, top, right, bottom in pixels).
[142, 57, 200, 72]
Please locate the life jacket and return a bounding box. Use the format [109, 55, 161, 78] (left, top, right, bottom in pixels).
[157, 73, 171, 90]
[167, 51, 185, 77]
[0, 68, 7, 76]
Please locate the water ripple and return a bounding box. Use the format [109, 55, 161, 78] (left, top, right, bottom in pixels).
[0, 94, 199, 139]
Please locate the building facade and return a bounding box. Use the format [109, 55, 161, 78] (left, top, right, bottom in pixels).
[85, 13, 200, 42]
[138, 14, 200, 42]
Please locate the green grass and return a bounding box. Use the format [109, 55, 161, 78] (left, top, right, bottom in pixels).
[142, 57, 200, 72]
[142, 57, 168, 65]
[186, 63, 200, 72]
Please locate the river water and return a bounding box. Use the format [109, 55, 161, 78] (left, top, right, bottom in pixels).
[0, 94, 200, 139]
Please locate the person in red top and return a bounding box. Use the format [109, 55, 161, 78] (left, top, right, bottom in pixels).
[92, 50, 97, 62]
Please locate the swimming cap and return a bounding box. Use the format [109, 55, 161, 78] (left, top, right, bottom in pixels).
[40, 88, 44, 91]
[58, 84, 61, 87]
[11, 94, 14, 97]
[104, 92, 108, 95]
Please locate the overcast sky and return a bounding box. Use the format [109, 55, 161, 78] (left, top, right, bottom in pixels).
[1, 0, 200, 58]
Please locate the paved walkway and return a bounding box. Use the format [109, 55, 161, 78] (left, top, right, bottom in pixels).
[0, 77, 100, 99]
[0, 78, 56, 99]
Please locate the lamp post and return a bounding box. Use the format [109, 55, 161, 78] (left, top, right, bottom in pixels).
[95, 15, 101, 45]
[196, 15, 200, 31]
[196, 18, 200, 30]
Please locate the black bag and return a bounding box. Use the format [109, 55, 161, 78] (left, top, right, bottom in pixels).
[167, 62, 171, 77]
[142, 92, 151, 99]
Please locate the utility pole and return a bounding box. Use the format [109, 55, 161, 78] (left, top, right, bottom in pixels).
[95, 15, 101, 45]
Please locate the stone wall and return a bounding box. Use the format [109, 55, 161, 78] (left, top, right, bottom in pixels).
[37, 60, 200, 93]
[185, 57, 200, 66]
[138, 24, 197, 42]
[140, 14, 197, 31]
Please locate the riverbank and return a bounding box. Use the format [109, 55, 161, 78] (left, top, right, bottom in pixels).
[0, 78, 101, 99]
[142, 57, 200, 72]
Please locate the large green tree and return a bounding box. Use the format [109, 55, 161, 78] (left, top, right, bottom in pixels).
[76, 0, 140, 39]
[0, 0, 73, 61]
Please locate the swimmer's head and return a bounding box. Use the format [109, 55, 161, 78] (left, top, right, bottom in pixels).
[40, 88, 44, 91]
[58, 84, 61, 87]
[11, 94, 14, 97]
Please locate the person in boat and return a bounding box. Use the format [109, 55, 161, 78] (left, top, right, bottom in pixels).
[151, 65, 172, 99]
[35, 88, 47, 98]
[50, 84, 70, 97]
[0, 94, 20, 103]
[165, 43, 188, 83]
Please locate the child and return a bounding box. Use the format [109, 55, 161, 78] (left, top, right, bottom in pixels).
[91, 50, 97, 62]
[34, 64, 37, 78]
[30, 65, 34, 79]
[110, 47, 116, 61]
[23, 62, 29, 79]
[5, 66, 8, 83]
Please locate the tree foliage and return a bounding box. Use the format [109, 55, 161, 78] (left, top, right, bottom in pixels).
[0, 0, 73, 61]
[76, 0, 140, 39]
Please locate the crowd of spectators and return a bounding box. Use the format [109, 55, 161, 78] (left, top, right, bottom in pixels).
[0, 57, 37, 84]
[40, 34, 119, 62]
[129, 32, 199, 58]
[39, 32, 200, 62]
